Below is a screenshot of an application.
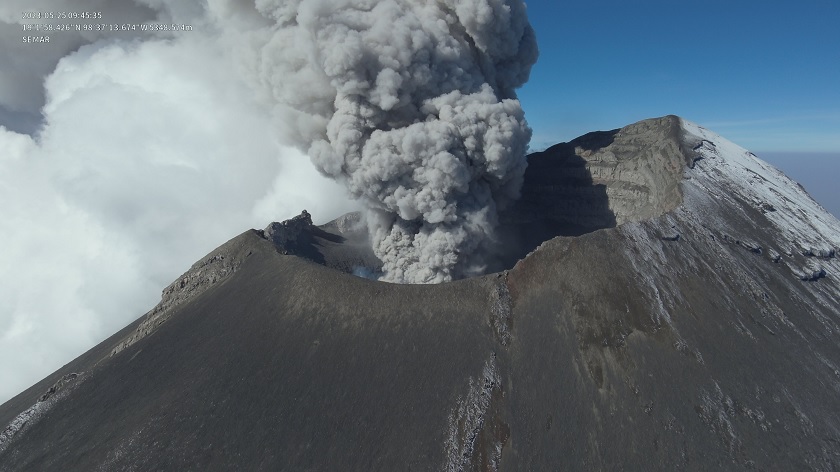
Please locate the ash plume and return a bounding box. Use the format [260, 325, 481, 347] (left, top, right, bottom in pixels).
[207, 0, 538, 283]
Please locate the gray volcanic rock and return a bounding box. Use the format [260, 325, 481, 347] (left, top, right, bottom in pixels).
[108, 210, 381, 358]
[495, 116, 691, 269]
[2, 116, 840, 471]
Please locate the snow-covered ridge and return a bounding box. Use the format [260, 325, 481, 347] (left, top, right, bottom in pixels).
[681, 119, 840, 261]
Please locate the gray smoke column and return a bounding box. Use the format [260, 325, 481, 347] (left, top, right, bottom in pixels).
[209, 0, 538, 283]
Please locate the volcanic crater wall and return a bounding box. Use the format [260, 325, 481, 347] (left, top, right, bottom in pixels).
[508, 115, 687, 229]
[498, 116, 689, 267]
[585, 115, 688, 224]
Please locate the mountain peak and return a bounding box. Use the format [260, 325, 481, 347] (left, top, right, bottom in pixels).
[2, 116, 839, 471]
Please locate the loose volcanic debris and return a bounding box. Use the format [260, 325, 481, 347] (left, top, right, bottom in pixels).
[444, 357, 508, 472]
[489, 273, 513, 347]
[0, 373, 82, 455]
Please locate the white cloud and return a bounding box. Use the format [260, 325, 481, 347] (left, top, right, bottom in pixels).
[0, 28, 357, 404]
[0, 0, 160, 115]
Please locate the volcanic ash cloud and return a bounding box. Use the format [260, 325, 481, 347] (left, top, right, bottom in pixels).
[210, 0, 538, 283]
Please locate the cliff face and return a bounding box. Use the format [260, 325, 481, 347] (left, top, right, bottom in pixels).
[2, 116, 839, 471]
[507, 116, 688, 228]
[495, 115, 691, 268]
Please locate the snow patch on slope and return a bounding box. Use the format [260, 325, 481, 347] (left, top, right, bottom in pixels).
[681, 119, 840, 255]
[680, 118, 840, 316]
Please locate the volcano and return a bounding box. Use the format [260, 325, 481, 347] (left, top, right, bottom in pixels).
[2, 116, 839, 471]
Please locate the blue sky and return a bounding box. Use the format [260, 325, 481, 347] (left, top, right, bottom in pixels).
[518, 0, 840, 154]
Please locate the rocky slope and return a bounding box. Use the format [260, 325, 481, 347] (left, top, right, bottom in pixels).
[1, 116, 839, 471]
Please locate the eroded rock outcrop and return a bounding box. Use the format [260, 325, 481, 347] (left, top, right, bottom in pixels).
[502, 115, 687, 232]
[262, 210, 314, 253]
[109, 229, 265, 357]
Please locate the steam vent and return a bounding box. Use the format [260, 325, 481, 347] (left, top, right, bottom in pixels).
[3, 116, 840, 471]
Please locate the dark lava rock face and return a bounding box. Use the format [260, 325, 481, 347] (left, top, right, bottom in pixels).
[2, 116, 840, 471]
